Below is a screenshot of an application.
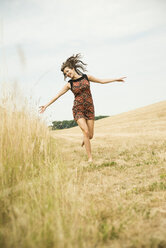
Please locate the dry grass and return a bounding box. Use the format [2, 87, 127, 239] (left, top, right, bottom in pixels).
[1, 86, 166, 248]
[52, 101, 166, 248]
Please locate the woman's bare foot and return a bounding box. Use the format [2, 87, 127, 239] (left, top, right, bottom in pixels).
[88, 157, 93, 163]
[81, 140, 84, 147]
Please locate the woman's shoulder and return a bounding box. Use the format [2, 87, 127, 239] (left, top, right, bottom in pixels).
[83, 74, 89, 81]
[68, 74, 87, 82]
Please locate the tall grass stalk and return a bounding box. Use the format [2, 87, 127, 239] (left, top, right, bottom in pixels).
[0, 83, 104, 248]
[0, 83, 81, 248]
[1, 83, 165, 248]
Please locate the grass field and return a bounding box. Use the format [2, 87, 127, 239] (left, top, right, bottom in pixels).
[0, 96, 166, 247]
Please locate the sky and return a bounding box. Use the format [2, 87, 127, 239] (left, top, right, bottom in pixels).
[0, 0, 166, 124]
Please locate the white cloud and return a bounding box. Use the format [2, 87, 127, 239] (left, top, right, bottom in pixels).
[1, 0, 166, 47]
[0, 0, 166, 124]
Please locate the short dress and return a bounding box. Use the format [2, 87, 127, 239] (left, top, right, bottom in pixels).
[68, 74, 95, 122]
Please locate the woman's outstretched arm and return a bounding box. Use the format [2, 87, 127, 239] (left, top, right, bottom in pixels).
[39, 83, 70, 113]
[87, 75, 126, 84]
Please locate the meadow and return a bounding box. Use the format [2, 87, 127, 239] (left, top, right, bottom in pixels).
[0, 88, 166, 248]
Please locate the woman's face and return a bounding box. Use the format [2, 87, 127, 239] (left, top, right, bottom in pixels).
[63, 67, 75, 79]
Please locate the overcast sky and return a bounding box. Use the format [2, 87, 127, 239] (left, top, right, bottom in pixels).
[0, 0, 166, 124]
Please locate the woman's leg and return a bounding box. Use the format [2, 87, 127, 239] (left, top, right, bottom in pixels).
[77, 118, 93, 162]
[81, 119, 94, 147]
[87, 119, 94, 139]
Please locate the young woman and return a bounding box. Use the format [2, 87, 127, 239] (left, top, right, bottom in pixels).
[39, 54, 126, 163]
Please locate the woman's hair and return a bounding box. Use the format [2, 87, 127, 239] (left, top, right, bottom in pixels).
[61, 53, 87, 80]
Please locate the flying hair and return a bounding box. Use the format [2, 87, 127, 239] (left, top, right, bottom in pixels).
[61, 53, 87, 80]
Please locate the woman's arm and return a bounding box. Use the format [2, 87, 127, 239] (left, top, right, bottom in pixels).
[87, 75, 126, 84]
[39, 83, 70, 113]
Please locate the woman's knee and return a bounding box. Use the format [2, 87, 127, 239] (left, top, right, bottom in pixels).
[83, 129, 89, 137]
[89, 134, 93, 139]
[83, 130, 93, 139]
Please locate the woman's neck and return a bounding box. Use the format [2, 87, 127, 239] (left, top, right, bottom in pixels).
[72, 73, 82, 80]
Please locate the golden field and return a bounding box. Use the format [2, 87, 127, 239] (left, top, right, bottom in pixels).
[0, 92, 166, 248]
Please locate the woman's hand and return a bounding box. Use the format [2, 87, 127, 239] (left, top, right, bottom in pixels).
[116, 77, 126, 82]
[39, 105, 47, 113]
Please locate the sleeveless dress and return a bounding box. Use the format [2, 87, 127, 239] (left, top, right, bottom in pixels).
[68, 74, 95, 122]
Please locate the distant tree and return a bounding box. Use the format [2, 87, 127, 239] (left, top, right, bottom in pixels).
[51, 115, 109, 130]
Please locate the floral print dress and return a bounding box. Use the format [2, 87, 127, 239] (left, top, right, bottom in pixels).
[68, 74, 95, 122]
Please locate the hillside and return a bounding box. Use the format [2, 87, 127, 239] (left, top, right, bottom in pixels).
[51, 100, 166, 247]
[52, 100, 166, 141]
[1, 100, 165, 248]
